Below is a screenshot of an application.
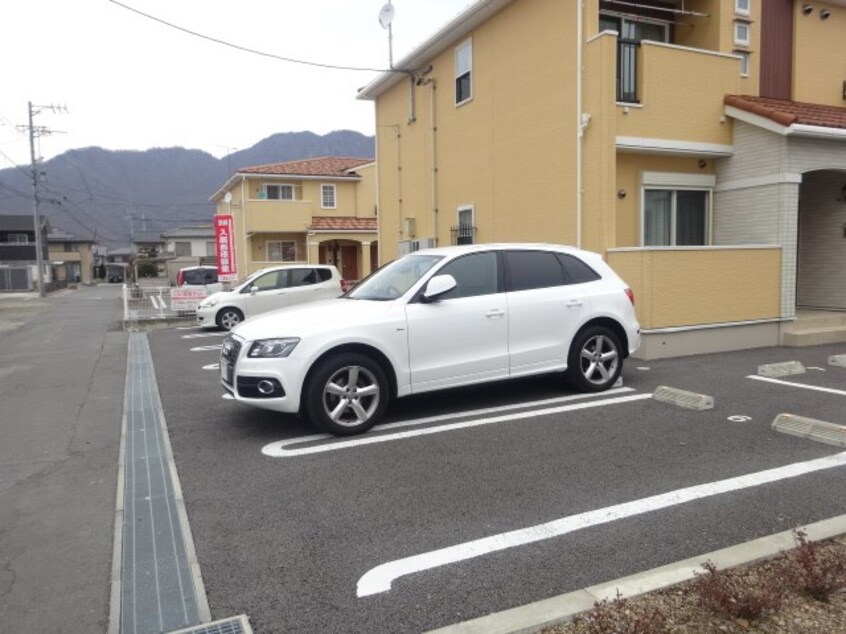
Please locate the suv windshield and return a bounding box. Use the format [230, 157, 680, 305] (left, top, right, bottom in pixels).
[347, 254, 443, 301]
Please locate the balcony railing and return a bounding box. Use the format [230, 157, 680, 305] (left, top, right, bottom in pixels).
[450, 225, 477, 245]
[617, 39, 640, 103]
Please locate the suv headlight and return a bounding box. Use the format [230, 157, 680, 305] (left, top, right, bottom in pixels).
[248, 338, 300, 358]
[200, 297, 219, 308]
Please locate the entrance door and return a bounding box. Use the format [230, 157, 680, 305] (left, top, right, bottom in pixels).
[340, 245, 358, 281]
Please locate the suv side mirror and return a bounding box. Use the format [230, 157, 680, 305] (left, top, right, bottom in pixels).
[250, 286, 258, 296]
[422, 274, 457, 302]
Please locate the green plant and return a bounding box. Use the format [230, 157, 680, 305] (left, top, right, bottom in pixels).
[572, 590, 668, 634]
[692, 560, 784, 620]
[136, 260, 159, 278]
[782, 530, 846, 602]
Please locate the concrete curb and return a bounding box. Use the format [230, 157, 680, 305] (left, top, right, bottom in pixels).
[426, 514, 846, 634]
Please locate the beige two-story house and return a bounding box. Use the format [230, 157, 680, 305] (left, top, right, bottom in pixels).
[211, 157, 377, 282]
[358, 0, 846, 358]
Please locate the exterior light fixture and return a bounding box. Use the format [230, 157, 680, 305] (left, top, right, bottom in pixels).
[802, 4, 813, 15]
[617, 189, 627, 199]
[820, 9, 832, 19]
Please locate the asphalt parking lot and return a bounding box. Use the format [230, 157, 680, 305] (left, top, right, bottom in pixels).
[148, 327, 846, 633]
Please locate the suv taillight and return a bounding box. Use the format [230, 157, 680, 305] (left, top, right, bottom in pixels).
[340, 279, 349, 293]
[624, 288, 635, 305]
[177, 271, 184, 286]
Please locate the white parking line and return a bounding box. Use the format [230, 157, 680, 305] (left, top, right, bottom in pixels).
[262, 391, 649, 458]
[190, 344, 222, 352]
[202, 364, 220, 371]
[747, 375, 846, 397]
[181, 333, 227, 339]
[356, 450, 846, 597]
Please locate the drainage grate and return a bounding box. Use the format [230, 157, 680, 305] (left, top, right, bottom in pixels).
[772, 413, 846, 448]
[166, 615, 253, 634]
[653, 386, 714, 411]
[757, 361, 806, 378]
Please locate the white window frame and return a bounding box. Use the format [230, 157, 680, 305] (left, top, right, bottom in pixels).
[263, 183, 294, 201]
[640, 172, 714, 247]
[455, 39, 473, 106]
[320, 184, 337, 209]
[735, 50, 750, 76]
[733, 21, 750, 46]
[266, 240, 297, 262]
[735, 0, 751, 17]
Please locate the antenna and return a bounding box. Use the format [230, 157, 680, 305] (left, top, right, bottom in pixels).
[378, 1, 395, 69]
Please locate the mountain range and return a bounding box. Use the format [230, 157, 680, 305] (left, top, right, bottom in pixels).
[0, 130, 375, 246]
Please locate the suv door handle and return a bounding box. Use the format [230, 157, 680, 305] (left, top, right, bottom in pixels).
[486, 309, 506, 319]
[565, 300, 583, 308]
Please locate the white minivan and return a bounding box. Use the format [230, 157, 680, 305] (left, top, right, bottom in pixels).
[196, 264, 343, 330]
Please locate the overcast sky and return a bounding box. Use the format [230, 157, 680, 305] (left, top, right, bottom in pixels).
[0, 0, 470, 168]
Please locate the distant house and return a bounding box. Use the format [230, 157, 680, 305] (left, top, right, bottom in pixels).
[161, 225, 217, 284]
[47, 228, 97, 285]
[0, 214, 50, 291]
[131, 230, 166, 259]
[210, 157, 376, 282]
[162, 225, 216, 259]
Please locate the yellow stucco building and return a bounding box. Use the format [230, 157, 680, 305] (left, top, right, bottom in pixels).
[211, 157, 377, 283]
[359, 0, 846, 358]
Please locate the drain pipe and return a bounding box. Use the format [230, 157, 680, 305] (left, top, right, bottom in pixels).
[576, 0, 583, 249]
[429, 79, 438, 245]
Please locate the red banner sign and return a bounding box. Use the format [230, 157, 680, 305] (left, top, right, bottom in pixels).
[214, 215, 237, 281]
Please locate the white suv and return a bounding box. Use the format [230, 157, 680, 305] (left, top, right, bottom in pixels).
[220, 244, 641, 436]
[197, 264, 343, 330]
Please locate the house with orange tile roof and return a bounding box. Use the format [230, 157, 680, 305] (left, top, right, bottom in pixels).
[358, 0, 846, 357]
[210, 157, 376, 282]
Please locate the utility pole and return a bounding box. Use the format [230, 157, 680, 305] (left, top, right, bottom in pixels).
[22, 101, 67, 297]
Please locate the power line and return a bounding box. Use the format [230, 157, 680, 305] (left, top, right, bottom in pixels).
[108, 0, 404, 73]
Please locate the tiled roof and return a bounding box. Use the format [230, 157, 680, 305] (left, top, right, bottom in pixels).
[725, 95, 846, 130]
[309, 216, 377, 232]
[239, 157, 373, 178]
[162, 225, 214, 239]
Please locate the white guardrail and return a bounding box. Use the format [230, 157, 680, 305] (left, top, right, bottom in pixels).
[122, 284, 209, 322]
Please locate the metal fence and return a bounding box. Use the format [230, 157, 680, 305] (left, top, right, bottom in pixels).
[122, 284, 182, 323]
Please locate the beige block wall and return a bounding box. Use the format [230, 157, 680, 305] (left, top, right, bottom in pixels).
[792, 1, 846, 106]
[375, 0, 575, 262]
[616, 42, 743, 144]
[607, 247, 781, 329]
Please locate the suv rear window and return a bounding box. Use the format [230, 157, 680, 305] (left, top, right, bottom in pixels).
[556, 254, 601, 284]
[317, 268, 332, 282]
[182, 268, 218, 285]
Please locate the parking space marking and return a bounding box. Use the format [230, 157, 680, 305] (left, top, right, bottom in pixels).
[747, 375, 846, 397]
[356, 450, 846, 597]
[202, 364, 220, 371]
[190, 344, 222, 352]
[181, 332, 227, 339]
[262, 391, 650, 458]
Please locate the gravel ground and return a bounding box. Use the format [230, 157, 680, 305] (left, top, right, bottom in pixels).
[544, 537, 846, 634]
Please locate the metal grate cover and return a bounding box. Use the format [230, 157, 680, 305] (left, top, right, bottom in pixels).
[166, 615, 252, 634]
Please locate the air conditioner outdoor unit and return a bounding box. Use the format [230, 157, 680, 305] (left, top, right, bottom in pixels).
[411, 238, 436, 251]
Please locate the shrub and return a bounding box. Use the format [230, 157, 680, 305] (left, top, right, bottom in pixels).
[136, 260, 159, 278]
[572, 590, 668, 634]
[692, 560, 784, 620]
[782, 530, 846, 602]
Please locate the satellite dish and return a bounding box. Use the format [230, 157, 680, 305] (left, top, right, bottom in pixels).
[378, 2, 395, 28]
[224, 192, 232, 204]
